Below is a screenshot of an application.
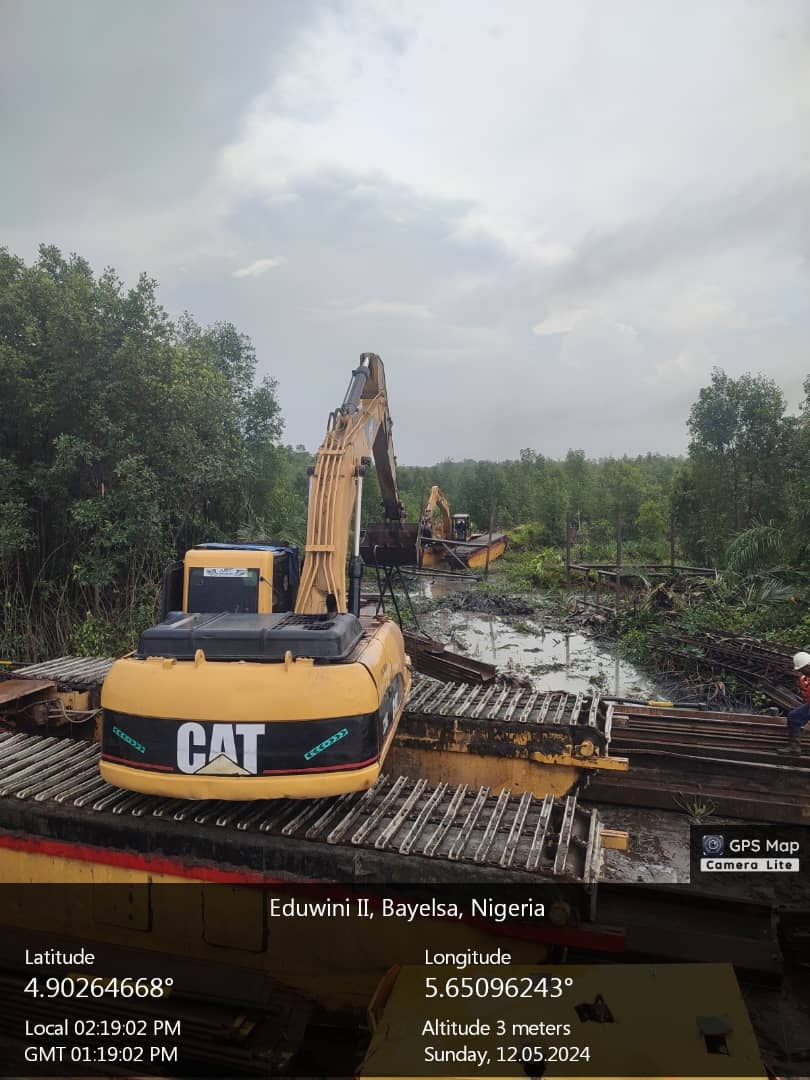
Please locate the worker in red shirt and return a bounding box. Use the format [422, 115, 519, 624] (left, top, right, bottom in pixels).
[783, 651, 810, 755]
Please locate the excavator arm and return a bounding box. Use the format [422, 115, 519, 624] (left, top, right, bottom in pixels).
[422, 485, 452, 540]
[295, 353, 406, 616]
[363, 358, 406, 527]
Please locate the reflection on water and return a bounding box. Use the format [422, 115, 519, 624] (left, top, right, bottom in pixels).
[424, 608, 663, 698]
[414, 574, 474, 602]
[406, 572, 664, 697]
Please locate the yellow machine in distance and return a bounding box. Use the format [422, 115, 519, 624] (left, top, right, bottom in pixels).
[422, 486, 453, 543]
[417, 486, 507, 571]
[100, 354, 413, 800]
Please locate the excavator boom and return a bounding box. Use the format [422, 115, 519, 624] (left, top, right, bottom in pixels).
[296, 354, 407, 616]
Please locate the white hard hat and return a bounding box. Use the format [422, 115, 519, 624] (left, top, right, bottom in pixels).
[792, 651, 810, 670]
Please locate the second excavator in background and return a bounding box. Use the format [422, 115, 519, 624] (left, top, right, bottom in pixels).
[416, 484, 508, 571]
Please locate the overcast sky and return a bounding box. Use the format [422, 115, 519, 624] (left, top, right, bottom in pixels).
[3, 0, 808, 464]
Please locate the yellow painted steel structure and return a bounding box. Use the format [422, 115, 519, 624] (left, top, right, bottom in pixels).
[360, 963, 767, 1080]
[420, 534, 507, 570]
[385, 744, 627, 799]
[464, 534, 507, 569]
[424, 486, 453, 539]
[296, 355, 405, 615]
[420, 544, 446, 569]
[418, 486, 506, 570]
[390, 700, 628, 798]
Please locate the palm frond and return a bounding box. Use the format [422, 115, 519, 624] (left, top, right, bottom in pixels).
[754, 564, 810, 586]
[724, 524, 784, 575]
[745, 576, 795, 606]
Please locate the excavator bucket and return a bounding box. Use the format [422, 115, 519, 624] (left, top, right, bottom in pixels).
[360, 523, 420, 567]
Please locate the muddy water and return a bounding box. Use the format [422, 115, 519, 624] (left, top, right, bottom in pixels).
[413, 577, 664, 698]
[423, 608, 660, 696]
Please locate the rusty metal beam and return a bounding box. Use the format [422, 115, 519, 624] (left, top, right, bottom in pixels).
[0, 679, 55, 709]
[643, 630, 801, 710]
[583, 773, 810, 825]
[401, 631, 496, 684]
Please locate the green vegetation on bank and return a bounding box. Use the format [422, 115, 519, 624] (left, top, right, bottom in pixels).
[363, 449, 683, 552]
[438, 369, 810, 654]
[618, 371, 810, 656]
[1, 245, 807, 662]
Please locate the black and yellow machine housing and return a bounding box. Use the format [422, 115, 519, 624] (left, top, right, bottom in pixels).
[100, 354, 414, 800]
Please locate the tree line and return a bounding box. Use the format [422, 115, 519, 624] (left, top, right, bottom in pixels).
[374, 450, 682, 557]
[1, 246, 807, 658]
[378, 371, 809, 574]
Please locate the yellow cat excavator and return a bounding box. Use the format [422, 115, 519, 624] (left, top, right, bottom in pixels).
[100, 354, 418, 800]
[417, 486, 507, 571]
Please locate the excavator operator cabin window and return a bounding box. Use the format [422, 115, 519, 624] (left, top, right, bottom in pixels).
[187, 567, 260, 613]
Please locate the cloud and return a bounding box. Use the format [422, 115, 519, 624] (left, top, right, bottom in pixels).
[556, 312, 642, 376]
[342, 300, 433, 320]
[213, 2, 810, 266]
[532, 309, 588, 336]
[550, 179, 810, 299]
[0, 1, 320, 240]
[644, 346, 718, 389]
[2, 0, 809, 463]
[232, 256, 286, 278]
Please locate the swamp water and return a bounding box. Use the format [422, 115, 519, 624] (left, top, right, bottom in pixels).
[414, 577, 665, 699]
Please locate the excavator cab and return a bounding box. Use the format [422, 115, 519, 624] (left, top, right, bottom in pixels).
[160, 543, 299, 619]
[452, 513, 471, 542]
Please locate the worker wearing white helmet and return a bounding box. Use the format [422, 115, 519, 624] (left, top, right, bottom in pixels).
[783, 652, 810, 755]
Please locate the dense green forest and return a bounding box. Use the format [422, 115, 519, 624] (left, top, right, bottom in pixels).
[0, 246, 308, 657]
[1, 247, 808, 658]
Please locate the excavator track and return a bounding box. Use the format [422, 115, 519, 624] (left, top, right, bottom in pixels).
[0, 731, 602, 883]
[8, 663, 614, 739]
[407, 674, 613, 737]
[11, 656, 115, 688]
[390, 675, 625, 793]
